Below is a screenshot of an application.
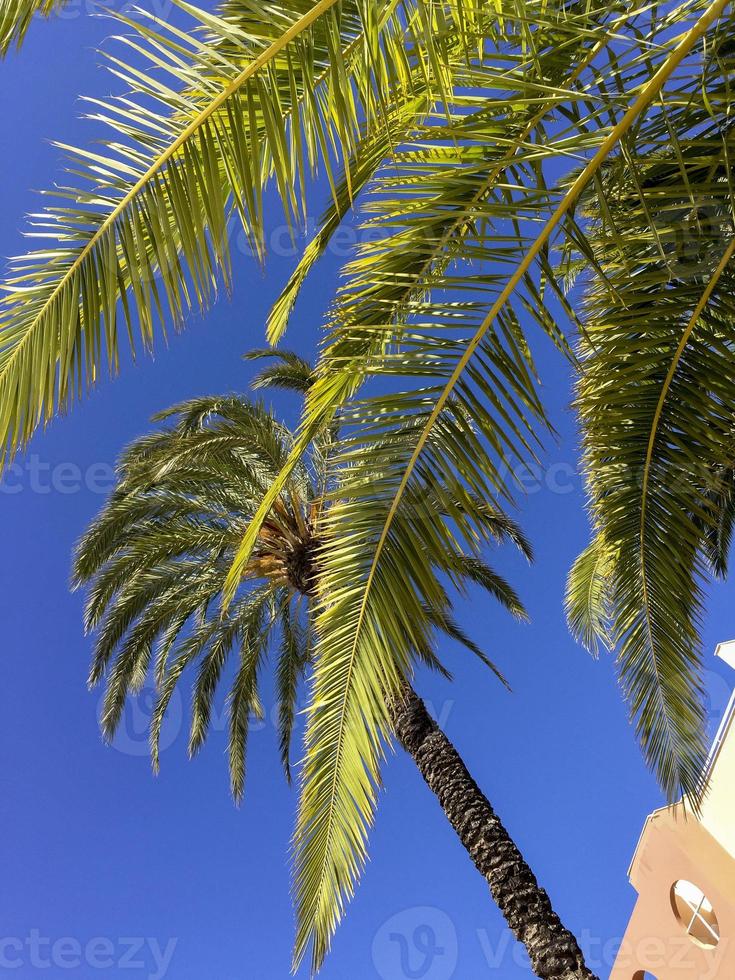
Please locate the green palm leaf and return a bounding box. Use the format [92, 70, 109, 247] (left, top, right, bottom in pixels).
[0, 0, 68, 54]
[0, 0, 471, 469]
[565, 534, 615, 657]
[573, 18, 735, 803]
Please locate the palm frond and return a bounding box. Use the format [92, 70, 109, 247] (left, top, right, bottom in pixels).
[276, 595, 308, 781]
[0, 0, 67, 54]
[445, 555, 528, 623]
[574, 18, 735, 801]
[423, 602, 511, 689]
[697, 462, 735, 578]
[228, 606, 271, 803]
[245, 347, 315, 394]
[565, 534, 614, 656]
[0, 0, 472, 469]
[288, 3, 730, 967]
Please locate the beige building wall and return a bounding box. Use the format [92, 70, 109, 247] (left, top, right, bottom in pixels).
[611, 642, 735, 980]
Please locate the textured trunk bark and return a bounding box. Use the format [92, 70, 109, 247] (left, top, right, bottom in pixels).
[391, 684, 598, 980]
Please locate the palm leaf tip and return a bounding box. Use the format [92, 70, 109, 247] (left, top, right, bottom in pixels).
[245, 348, 316, 394]
[0, 0, 67, 55]
[565, 536, 614, 657]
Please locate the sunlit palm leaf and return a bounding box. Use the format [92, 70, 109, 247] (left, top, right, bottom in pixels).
[565, 534, 615, 656]
[0, 0, 472, 469]
[0, 0, 68, 54]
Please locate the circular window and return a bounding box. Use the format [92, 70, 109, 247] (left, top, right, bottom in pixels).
[670, 880, 720, 948]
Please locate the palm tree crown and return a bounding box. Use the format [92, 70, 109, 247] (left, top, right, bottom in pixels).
[73, 350, 529, 802]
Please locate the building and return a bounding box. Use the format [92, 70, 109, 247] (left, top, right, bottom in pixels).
[610, 641, 735, 980]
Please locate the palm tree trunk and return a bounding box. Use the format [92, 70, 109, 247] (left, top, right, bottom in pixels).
[391, 684, 598, 980]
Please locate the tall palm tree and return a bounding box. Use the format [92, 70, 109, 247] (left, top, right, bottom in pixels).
[4, 0, 735, 966]
[74, 349, 596, 979]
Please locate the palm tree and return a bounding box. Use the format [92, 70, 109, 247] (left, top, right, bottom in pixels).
[4, 0, 735, 966]
[74, 349, 597, 979]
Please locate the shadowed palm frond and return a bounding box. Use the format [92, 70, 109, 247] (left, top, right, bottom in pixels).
[573, 17, 735, 804]
[697, 461, 735, 579]
[73, 394, 318, 801]
[245, 347, 315, 394]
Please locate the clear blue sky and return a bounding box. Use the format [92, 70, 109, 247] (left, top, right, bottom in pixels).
[1, 7, 734, 980]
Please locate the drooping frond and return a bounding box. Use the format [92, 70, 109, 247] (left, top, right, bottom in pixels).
[574, 17, 735, 802]
[0, 0, 67, 55]
[565, 534, 614, 657]
[0, 0, 475, 470]
[444, 555, 528, 624]
[276, 595, 309, 781]
[423, 602, 511, 689]
[227, 603, 271, 803]
[245, 347, 315, 394]
[697, 462, 735, 579]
